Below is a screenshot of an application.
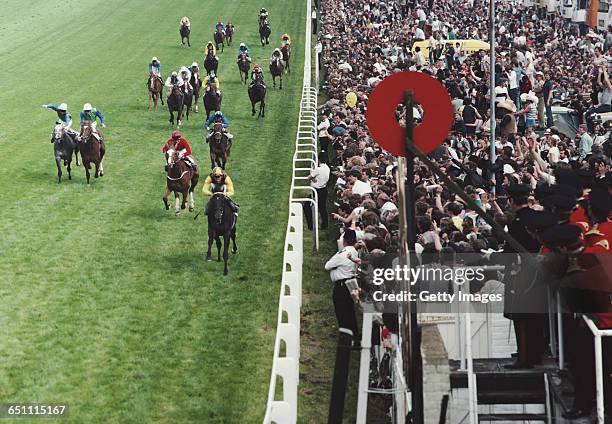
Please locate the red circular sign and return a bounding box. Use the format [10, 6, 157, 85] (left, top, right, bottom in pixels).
[365, 71, 453, 156]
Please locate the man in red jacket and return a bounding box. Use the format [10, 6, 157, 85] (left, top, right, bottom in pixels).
[162, 131, 197, 170]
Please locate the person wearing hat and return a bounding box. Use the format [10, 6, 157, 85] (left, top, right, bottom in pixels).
[162, 131, 197, 171]
[269, 47, 282, 66]
[203, 70, 221, 97]
[215, 19, 224, 33]
[517, 93, 538, 129]
[164, 71, 182, 98]
[236, 42, 251, 61]
[148, 57, 162, 84]
[250, 64, 265, 88]
[584, 189, 612, 252]
[189, 62, 202, 112]
[502, 184, 547, 369]
[202, 166, 239, 216]
[498, 99, 518, 137]
[205, 41, 217, 59]
[180, 16, 190, 29]
[178, 66, 193, 95]
[80, 103, 106, 142]
[259, 8, 269, 27]
[324, 227, 363, 347]
[204, 111, 233, 142]
[42, 102, 73, 129]
[280, 33, 291, 48]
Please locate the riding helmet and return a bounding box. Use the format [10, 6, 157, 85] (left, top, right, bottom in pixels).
[212, 167, 223, 176]
[83, 103, 92, 111]
[59, 103, 68, 111]
[172, 131, 181, 139]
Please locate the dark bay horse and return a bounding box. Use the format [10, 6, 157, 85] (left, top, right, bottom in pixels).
[147, 72, 164, 111]
[167, 84, 184, 126]
[51, 123, 78, 183]
[237, 53, 250, 84]
[180, 24, 191, 47]
[78, 121, 105, 184]
[248, 76, 266, 117]
[225, 24, 234, 45]
[214, 29, 225, 52]
[270, 57, 284, 89]
[208, 122, 231, 169]
[259, 22, 271, 46]
[204, 51, 218, 76]
[181, 83, 193, 122]
[281, 44, 291, 73]
[163, 149, 199, 217]
[206, 193, 237, 275]
[204, 83, 222, 119]
[190, 71, 202, 113]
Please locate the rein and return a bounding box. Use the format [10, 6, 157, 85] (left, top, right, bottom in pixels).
[166, 169, 189, 181]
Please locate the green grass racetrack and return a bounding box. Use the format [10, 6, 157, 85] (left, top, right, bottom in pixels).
[0, 1, 308, 422]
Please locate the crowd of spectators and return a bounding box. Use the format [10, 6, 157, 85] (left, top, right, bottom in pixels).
[316, 0, 612, 418]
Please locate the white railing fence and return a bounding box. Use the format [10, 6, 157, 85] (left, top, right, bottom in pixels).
[583, 314, 612, 424]
[263, 0, 317, 422]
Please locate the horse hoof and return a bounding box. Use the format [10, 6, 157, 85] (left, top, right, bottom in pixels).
[223, 269, 228, 276]
[206, 256, 212, 262]
[189, 207, 194, 212]
[232, 249, 237, 255]
[175, 212, 180, 217]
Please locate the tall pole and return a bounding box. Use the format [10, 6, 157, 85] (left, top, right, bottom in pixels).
[489, 0, 496, 174]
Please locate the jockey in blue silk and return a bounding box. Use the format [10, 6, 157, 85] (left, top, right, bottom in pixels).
[215, 19, 225, 32]
[204, 111, 233, 142]
[42, 103, 73, 128]
[237, 43, 251, 61]
[149, 57, 161, 77]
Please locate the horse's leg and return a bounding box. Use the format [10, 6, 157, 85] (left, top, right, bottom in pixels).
[180, 189, 187, 210]
[188, 190, 195, 212]
[251, 101, 256, 117]
[210, 152, 216, 169]
[148, 91, 152, 111]
[206, 228, 214, 261]
[160, 87, 164, 105]
[98, 159, 104, 177]
[222, 234, 230, 275]
[174, 192, 180, 217]
[169, 110, 174, 125]
[84, 162, 91, 184]
[231, 226, 237, 254]
[163, 187, 170, 210]
[280, 74, 283, 90]
[187, 36, 191, 47]
[221, 153, 227, 170]
[272, 75, 276, 88]
[261, 99, 265, 118]
[94, 160, 100, 178]
[215, 237, 222, 262]
[67, 156, 72, 180]
[56, 156, 62, 183]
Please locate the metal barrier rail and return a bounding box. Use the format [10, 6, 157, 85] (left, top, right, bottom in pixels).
[583, 315, 612, 424]
[263, 0, 317, 421]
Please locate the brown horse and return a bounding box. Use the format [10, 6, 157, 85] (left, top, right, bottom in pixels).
[204, 50, 218, 76]
[269, 56, 284, 89]
[204, 83, 222, 118]
[207, 122, 231, 169]
[281, 44, 291, 73]
[214, 28, 224, 52]
[78, 121, 105, 184]
[180, 24, 191, 47]
[167, 84, 184, 126]
[147, 72, 164, 111]
[259, 22, 271, 46]
[237, 53, 250, 84]
[206, 193, 237, 275]
[248, 75, 266, 117]
[225, 23, 234, 45]
[163, 150, 199, 217]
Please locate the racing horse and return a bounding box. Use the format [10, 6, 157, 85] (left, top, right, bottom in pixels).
[281, 44, 291, 73]
[78, 121, 105, 184]
[207, 122, 231, 169]
[259, 22, 271, 46]
[203, 83, 223, 119]
[206, 193, 237, 275]
[237, 52, 250, 84]
[163, 149, 199, 217]
[51, 123, 78, 183]
[204, 50, 218, 76]
[147, 72, 164, 111]
[180, 23, 191, 47]
[248, 74, 266, 117]
[269, 56, 285, 89]
[167, 84, 185, 127]
[225, 23, 234, 45]
[190, 71, 202, 113]
[214, 28, 225, 52]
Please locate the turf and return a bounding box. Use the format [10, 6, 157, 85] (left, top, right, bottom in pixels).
[0, 1, 308, 423]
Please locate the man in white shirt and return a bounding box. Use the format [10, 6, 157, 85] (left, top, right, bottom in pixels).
[325, 228, 361, 344]
[347, 169, 372, 196]
[317, 112, 331, 151]
[306, 152, 331, 229]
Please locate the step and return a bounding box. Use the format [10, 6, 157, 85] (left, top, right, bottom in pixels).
[450, 371, 545, 391]
[478, 413, 547, 421]
[477, 390, 546, 405]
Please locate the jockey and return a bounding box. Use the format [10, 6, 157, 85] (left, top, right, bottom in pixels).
[180, 16, 191, 28]
[162, 131, 197, 170]
[189, 62, 201, 86]
[250, 64, 266, 87]
[203, 167, 240, 216]
[215, 19, 225, 32]
[179, 66, 193, 92]
[164, 71, 180, 97]
[259, 8, 269, 24]
[149, 57, 162, 78]
[42, 103, 73, 128]
[270, 48, 282, 64]
[203, 71, 221, 96]
[237, 43, 251, 61]
[204, 111, 233, 141]
[80, 103, 106, 142]
[205, 41, 217, 58]
[281, 34, 291, 48]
